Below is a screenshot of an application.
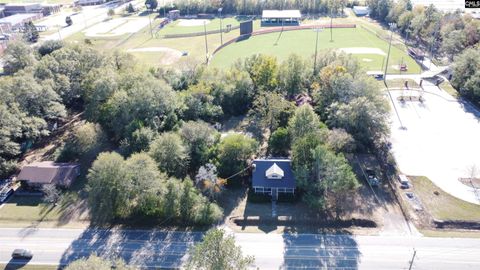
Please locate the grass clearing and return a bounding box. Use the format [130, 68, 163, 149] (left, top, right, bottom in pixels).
[420, 229, 480, 238]
[440, 81, 459, 98]
[210, 27, 421, 74]
[1, 264, 58, 270]
[410, 176, 480, 222]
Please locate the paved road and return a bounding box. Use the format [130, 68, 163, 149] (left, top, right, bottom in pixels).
[1, 228, 480, 269]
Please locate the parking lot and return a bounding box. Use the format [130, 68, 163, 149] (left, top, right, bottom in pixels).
[389, 82, 480, 204]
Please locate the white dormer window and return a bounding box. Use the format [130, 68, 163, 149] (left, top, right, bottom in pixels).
[266, 163, 284, 179]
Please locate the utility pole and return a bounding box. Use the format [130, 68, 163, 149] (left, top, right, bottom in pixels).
[408, 249, 417, 270]
[218, 7, 223, 45]
[383, 23, 396, 86]
[203, 21, 208, 63]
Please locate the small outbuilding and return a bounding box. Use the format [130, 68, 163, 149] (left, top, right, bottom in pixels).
[17, 161, 80, 190]
[261, 9, 301, 26]
[353, 6, 370, 16]
[0, 13, 43, 31]
[252, 159, 295, 200]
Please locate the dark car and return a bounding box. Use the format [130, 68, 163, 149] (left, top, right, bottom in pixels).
[365, 169, 380, 187]
[11, 249, 33, 259]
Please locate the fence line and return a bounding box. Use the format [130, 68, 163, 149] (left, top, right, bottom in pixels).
[160, 25, 241, 39]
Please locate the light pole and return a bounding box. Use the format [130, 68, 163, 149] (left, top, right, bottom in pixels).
[218, 7, 223, 45]
[145, 3, 153, 38]
[203, 21, 209, 63]
[330, 12, 333, 42]
[383, 22, 396, 86]
[313, 25, 321, 76]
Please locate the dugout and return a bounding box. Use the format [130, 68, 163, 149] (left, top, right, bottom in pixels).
[261, 10, 301, 26]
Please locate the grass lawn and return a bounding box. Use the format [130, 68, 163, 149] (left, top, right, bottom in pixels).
[1, 264, 58, 270]
[382, 78, 420, 89]
[0, 191, 89, 228]
[158, 17, 243, 35]
[410, 176, 480, 222]
[210, 27, 421, 74]
[440, 81, 459, 98]
[0, 0, 72, 4]
[420, 229, 480, 238]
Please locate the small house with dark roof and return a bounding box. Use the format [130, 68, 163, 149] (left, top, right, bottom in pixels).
[252, 159, 295, 200]
[17, 161, 80, 189]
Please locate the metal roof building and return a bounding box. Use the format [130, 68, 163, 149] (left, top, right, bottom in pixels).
[0, 13, 42, 30]
[252, 159, 296, 200]
[261, 9, 301, 26]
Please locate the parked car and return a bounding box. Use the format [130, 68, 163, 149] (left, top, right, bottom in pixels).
[365, 169, 380, 187]
[398, 174, 410, 189]
[11, 249, 33, 259]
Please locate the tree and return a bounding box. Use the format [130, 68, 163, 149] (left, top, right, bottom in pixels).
[41, 184, 61, 205]
[66, 16, 73, 26]
[268, 127, 290, 156]
[217, 134, 257, 179]
[23, 21, 39, 43]
[2, 40, 36, 75]
[180, 121, 219, 172]
[120, 126, 157, 156]
[244, 54, 279, 92]
[186, 228, 254, 270]
[145, 0, 158, 11]
[65, 255, 135, 270]
[195, 163, 225, 200]
[62, 122, 106, 160]
[126, 3, 135, 13]
[311, 145, 359, 216]
[277, 54, 308, 97]
[149, 132, 189, 178]
[451, 47, 480, 99]
[441, 30, 466, 60]
[327, 96, 389, 148]
[37, 40, 64, 56]
[179, 179, 196, 223]
[287, 105, 322, 142]
[87, 152, 130, 223]
[248, 92, 295, 133]
[108, 8, 115, 17]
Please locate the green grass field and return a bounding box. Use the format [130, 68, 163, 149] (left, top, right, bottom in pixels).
[0, 0, 72, 4]
[410, 176, 480, 222]
[211, 27, 421, 74]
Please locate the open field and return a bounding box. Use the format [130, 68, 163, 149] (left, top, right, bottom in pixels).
[1, 265, 58, 270]
[410, 176, 480, 221]
[0, 0, 72, 3]
[210, 27, 421, 74]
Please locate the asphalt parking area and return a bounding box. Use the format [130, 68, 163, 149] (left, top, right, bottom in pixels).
[389, 87, 480, 204]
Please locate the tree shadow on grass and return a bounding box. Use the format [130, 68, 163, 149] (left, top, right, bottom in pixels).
[281, 232, 361, 269]
[4, 258, 31, 270]
[59, 228, 204, 269]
